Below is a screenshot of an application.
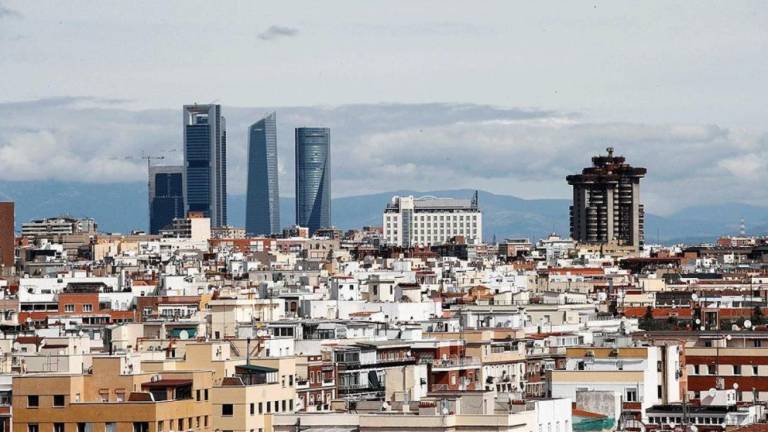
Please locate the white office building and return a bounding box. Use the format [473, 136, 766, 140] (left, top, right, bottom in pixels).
[382, 195, 482, 247]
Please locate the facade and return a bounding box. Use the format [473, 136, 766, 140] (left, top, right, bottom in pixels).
[383, 195, 482, 247]
[148, 166, 184, 234]
[549, 345, 682, 423]
[159, 213, 211, 242]
[0, 202, 13, 271]
[246, 112, 281, 236]
[12, 357, 214, 432]
[21, 217, 97, 239]
[183, 104, 227, 228]
[567, 147, 646, 250]
[211, 361, 297, 432]
[295, 128, 331, 235]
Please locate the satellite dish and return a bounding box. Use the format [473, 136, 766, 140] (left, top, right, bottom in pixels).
[708, 388, 717, 397]
[744, 320, 753, 329]
[179, 330, 189, 340]
[691, 294, 699, 301]
[256, 329, 267, 338]
[733, 383, 740, 390]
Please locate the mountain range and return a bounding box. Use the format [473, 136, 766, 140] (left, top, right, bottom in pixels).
[0, 181, 763, 244]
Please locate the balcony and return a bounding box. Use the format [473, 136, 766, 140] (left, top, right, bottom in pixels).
[426, 357, 481, 371]
[337, 382, 384, 397]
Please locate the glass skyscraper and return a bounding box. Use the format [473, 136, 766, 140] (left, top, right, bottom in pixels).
[183, 104, 227, 227]
[148, 165, 184, 234]
[246, 112, 281, 235]
[295, 127, 331, 234]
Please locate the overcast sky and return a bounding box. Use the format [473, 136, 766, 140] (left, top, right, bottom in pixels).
[0, 1, 766, 215]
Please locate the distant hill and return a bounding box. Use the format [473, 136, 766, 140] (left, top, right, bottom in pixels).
[0, 180, 764, 244]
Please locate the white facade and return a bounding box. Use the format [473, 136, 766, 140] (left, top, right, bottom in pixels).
[383, 195, 482, 247]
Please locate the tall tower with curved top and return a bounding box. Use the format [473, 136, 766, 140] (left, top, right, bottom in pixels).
[295, 127, 331, 235]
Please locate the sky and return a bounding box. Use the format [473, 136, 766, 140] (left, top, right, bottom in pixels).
[0, 1, 766, 215]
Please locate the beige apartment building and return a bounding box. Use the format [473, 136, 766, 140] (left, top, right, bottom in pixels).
[12, 356, 214, 432]
[211, 358, 297, 432]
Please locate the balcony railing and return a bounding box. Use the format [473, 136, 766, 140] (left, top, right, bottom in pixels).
[424, 357, 481, 370]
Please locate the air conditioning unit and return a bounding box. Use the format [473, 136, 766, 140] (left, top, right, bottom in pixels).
[151, 374, 161, 382]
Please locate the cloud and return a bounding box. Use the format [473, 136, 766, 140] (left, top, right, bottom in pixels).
[0, 2, 20, 19]
[0, 100, 765, 215]
[257, 25, 299, 41]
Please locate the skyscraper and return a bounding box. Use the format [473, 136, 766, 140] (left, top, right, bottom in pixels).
[0, 202, 13, 271]
[246, 112, 281, 235]
[295, 127, 331, 234]
[183, 104, 227, 227]
[149, 165, 185, 234]
[567, 147, 646, 250]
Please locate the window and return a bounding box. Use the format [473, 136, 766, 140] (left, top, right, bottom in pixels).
[204, 389, 208, 400]
[105, 424, 116, 432]
[28, 425, 38, 432]
[754, 365, 759, 375]
[625, 388, 638, 402]
[258, 402, 263, 414]
[157, 422, 164, 432]
[222, 404, 234, 416]
[250, 403, 255, 415]
[64, 304, 75, 313]
[54, 424, 64, 432]
[266, 401, 271, 413]
[274, 400, 280, 413]
[734, 365, 742, 375]
[658, 385, 663, 398]
[53, 395, 65, 407]
[289, 399, 294, 411]
[83, 304, 93, 312]
[27, 395, 39, 407]
[132, 423, 149, 432]
[196, 389, 201, 401]
[282, 400, 287, 412]
[204, 417, 208, 427]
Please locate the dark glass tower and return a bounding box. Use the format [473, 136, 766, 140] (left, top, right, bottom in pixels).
[246, 112, 281, 235]
[149, 166, 184, 234]
[183, 104, 227, 227]
[295, 127, 331, 234]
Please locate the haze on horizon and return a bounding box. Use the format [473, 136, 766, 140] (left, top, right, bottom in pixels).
[0, 0, 766, 216]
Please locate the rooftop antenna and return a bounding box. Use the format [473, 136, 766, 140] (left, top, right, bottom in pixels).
[606, 147, 614, 157]
[471, 190, 479, 210]
[739, 218, 746, 236]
